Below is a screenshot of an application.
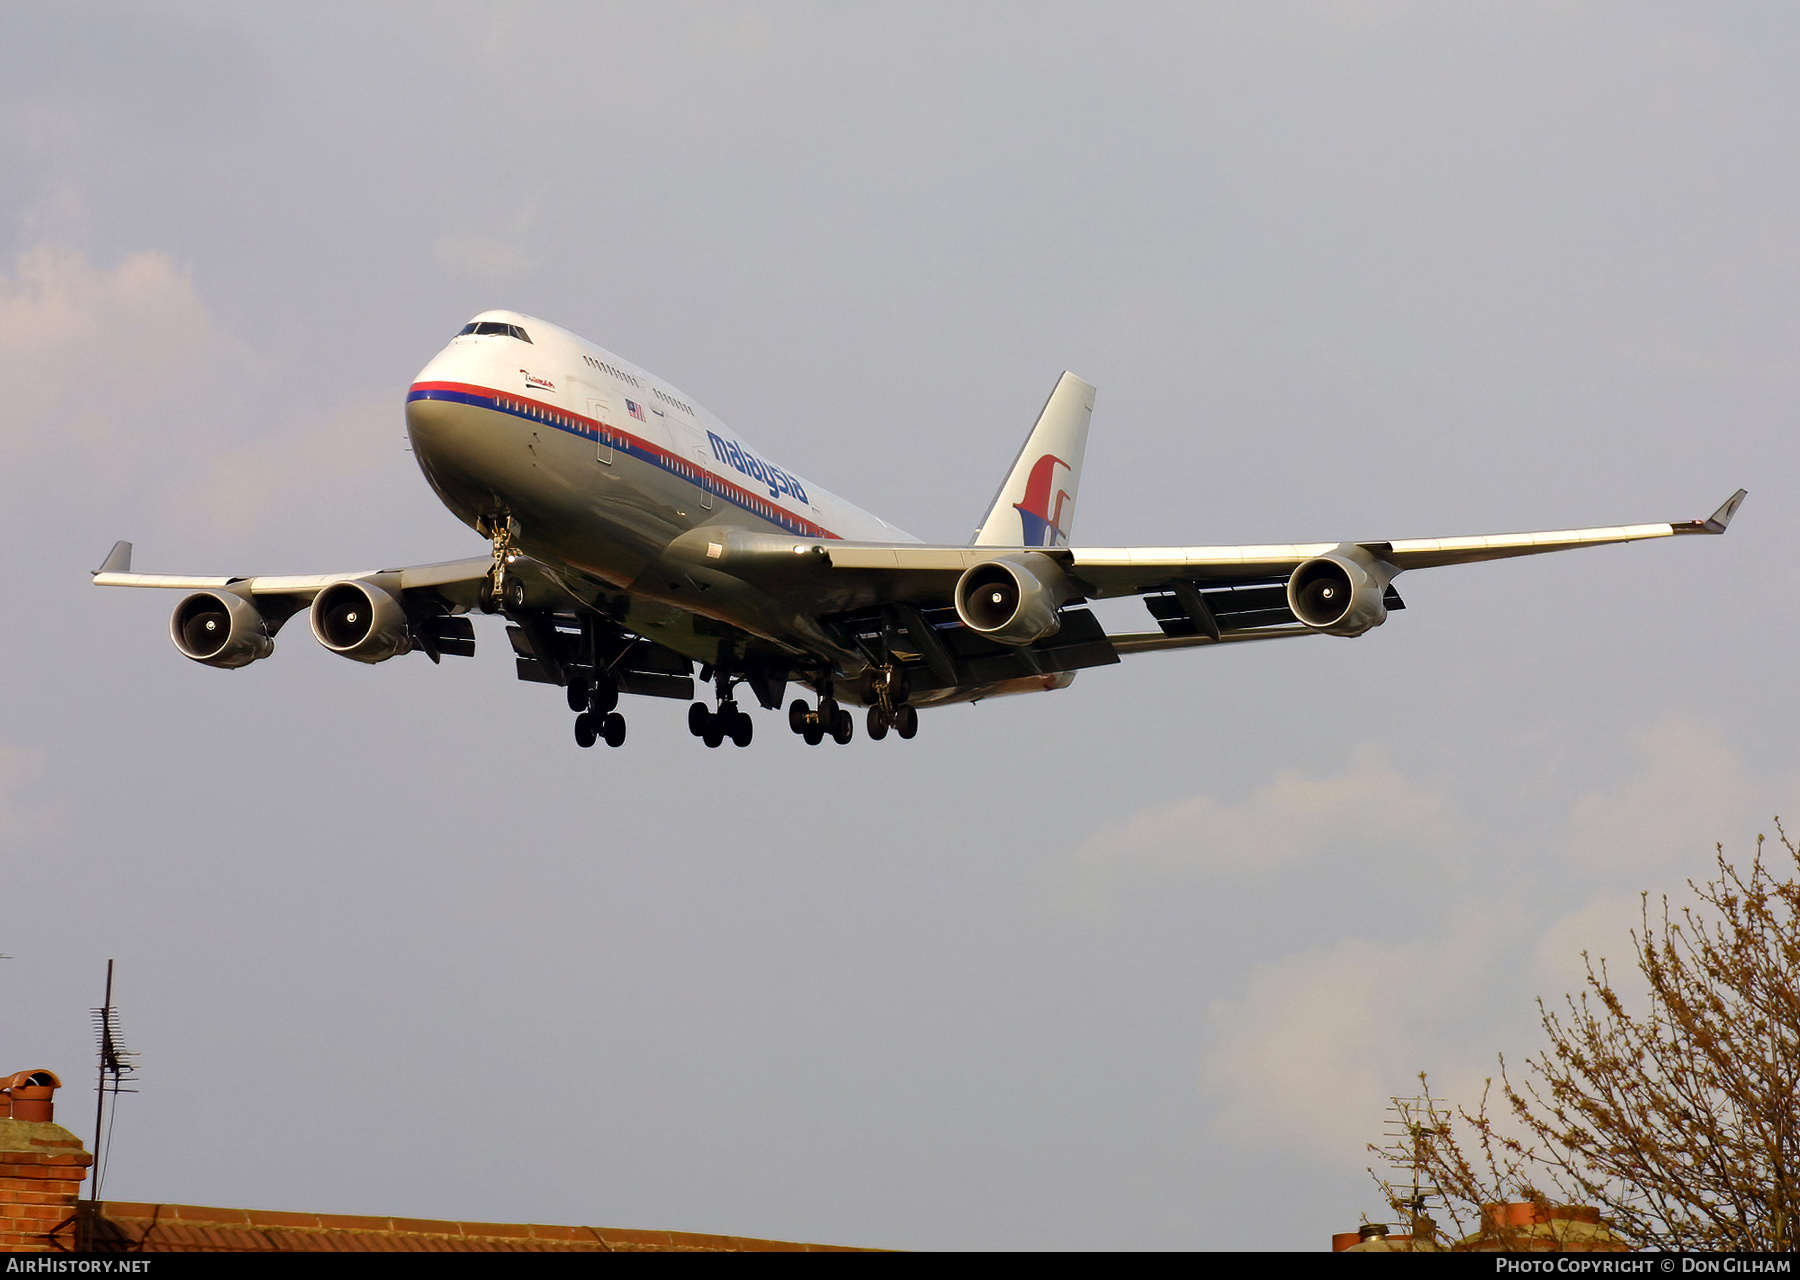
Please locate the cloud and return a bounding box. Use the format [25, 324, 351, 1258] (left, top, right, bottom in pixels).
[1072, 745, 1460, 876]
[0, 244, 235, 435]
[0, 742, 63, 847]
[1202, 910, 1511, 1164]
[1532, 891, 1653, 1010]
[1198, 719, 1789, 1167]
[1561, 717, 1757, 873]
[0, 246, 249, 475]
[171, 395, 403, 541]
[433, 232, 534, 279]
[0, 244, 412, 552]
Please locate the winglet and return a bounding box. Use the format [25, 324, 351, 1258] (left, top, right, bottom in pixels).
[94, 541, 132, 575]
[1672, 490, 1747, 535]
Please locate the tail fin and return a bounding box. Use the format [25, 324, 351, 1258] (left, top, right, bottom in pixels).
[972, 372, 1095, 547]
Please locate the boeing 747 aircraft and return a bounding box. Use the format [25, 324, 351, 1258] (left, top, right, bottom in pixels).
[94, 310, 1745, 749]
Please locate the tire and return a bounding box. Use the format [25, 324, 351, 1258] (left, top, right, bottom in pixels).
[789, 699, 810, 734]
[689, 702, 711, 737]
[818, 696, 838, 726]
[504, 576, 528, 612]
[866, 706, 889, 741]
[896, 705, 918, 739]
[602, 712, 627, 747]
[567, 677, 590, 714]
[729, 712, 753, 748]
[831, 709, 854, 745]
[574, 712, 597, 748]
[803, 724, 824, 746]
[590, 679, 619, 714]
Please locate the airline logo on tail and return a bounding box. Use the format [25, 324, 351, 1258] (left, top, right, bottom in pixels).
[1014, 453, 1073, 546]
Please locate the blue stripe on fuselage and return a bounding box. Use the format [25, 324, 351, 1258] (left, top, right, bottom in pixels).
[407, 384, 835, 539]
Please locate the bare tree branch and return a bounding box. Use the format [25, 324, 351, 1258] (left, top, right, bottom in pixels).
[1375, 826, 1800, 1251]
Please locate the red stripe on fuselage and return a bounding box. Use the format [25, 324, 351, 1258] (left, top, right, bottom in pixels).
[408, 380, 840, 540]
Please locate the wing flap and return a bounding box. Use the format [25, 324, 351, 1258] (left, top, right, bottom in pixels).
[1109, 626, 1317, 655]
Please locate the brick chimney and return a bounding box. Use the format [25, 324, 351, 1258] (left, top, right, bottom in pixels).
[0, 1071, 92, 1252]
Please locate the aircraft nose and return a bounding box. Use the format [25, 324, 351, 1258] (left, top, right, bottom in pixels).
[404, 385, 481, 479]
[405, 387, 450, 453]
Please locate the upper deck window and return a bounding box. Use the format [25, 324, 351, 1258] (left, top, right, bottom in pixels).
[457, 321, 533, 343]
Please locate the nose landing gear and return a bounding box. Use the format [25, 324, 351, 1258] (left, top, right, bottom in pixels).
[476, 512, 521, 615]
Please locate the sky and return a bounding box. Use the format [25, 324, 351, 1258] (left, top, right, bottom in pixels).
[1, 0, 1796, 1251]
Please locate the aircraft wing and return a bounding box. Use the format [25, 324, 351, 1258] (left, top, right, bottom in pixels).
[92, 542, 497, 611]
[812, 488, 1744, 590]
[677, 489, 1745, 680]
[1064, 487, 1747, 597]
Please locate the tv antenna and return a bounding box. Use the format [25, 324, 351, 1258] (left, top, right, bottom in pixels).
[1370, 1087, 1450, 1245]
[88, 960, 138, 1204]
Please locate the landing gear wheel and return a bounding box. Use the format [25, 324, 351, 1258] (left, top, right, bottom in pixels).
[788, 699, 809, 734]
[831, 709, 854, 745]
[503, 575, 528, 612]
[689, 702, 711, 737]
[729, 712, 753, 748]
[818, 696, 839, 727]
[803, 722, 824, 746]
[866, 706, 889, 740]
[589, 679, 619, 714]
[574, 711, 597, 749]
[601, 712, 626, 747]
[567, 677, 590, 713]
[895, 705, 918, 739]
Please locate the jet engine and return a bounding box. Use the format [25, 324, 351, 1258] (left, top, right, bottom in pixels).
[310, 580, 412, 663]
[1285, 550, 1391, 637]
[170, 591, 274, 669]
[953, 553, 1071, 647]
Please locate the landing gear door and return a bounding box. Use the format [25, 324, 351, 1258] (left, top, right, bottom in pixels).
[588, 398, 615, 464]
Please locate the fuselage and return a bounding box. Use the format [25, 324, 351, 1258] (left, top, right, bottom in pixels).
[403, 310, 921, 671]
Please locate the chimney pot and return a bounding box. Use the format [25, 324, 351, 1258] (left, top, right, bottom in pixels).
[1, 1069, 61, 1123]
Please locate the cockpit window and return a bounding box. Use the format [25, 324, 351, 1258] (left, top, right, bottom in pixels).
[456, 321, 532, 343]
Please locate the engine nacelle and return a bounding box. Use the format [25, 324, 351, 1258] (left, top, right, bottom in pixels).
[954, 553, 1071, 647]
[310, 580, 412, 663]
[1286, 550, 1390, 637]
[170, 591, 274, 669]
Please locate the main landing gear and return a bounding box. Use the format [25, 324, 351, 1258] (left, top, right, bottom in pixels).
[788, 694, 854, 746]
[689, 662, 755, 749]
[568, 673, 626, 749]
[858, 665, 918, 742]
[690, 699, 753, 749]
